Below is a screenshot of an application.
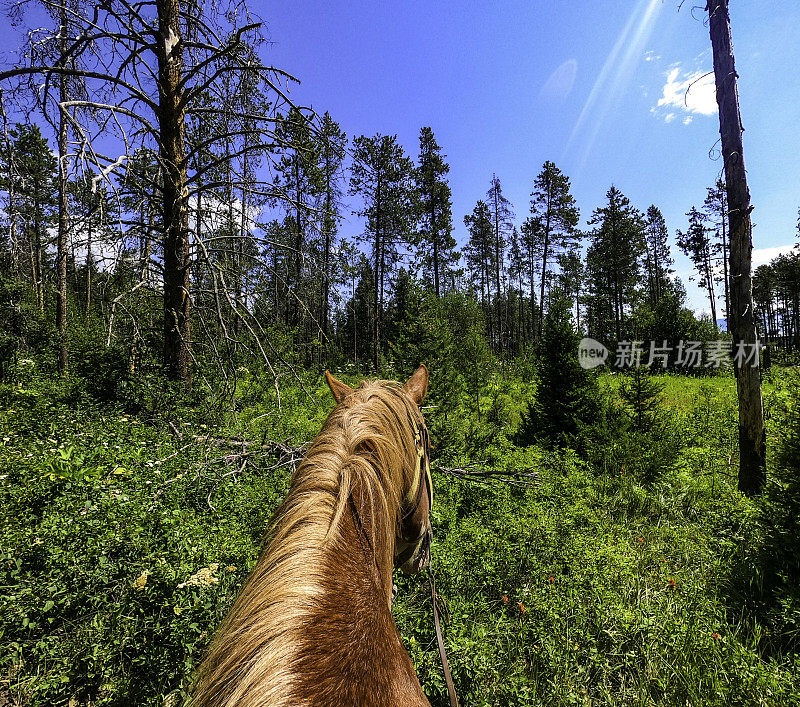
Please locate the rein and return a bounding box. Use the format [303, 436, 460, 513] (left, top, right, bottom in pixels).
[428, 563, 459, 707]
[401, 401, 459, 707]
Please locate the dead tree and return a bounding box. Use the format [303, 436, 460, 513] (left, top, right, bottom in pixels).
[707, 0, 766, 495]
[55, 3, 69, 374]
[0, 0, 301, 387]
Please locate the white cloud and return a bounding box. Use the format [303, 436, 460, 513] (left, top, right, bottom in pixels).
[753, 244, 797, 268]
[653, 66, 717, 122]
[644, 50, 660, 62]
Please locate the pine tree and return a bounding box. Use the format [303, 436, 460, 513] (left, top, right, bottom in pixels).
[520, 216, 543, 339]
[507, 226, 528, 351]
[349, 133, 414, 371]
[274, 108, 322, 329]
[5, 124, 58, 312]
[529, 161, 580, 339]
[643, 205, 674, 306]
[619, 367, 664, 433]
[68, 170, 116, 315]
[585, 186, 645, 342]
[704, 180, 730, 326]
[463, 200, 495, 330]
[486, 174, 514, 343]
[677, 206, 718, 329]
[318, 112, 347, 348]
[556, 250, 584, 331]
[518, 293, 599, 447]
[120, 148, 162, 284]
[414, 127, 457, 298]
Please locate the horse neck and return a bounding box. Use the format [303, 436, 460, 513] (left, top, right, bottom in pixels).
[288, 461, 428, 704]
[192, 425, 428, 706]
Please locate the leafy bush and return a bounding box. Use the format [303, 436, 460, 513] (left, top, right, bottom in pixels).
[1, 367, 799, 706]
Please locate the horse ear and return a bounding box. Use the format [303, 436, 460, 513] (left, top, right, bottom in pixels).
[325, 370, 354, 404]
[402, 364, 429, 405]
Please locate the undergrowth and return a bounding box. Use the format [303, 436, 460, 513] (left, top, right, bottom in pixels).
[0, 362, 798, 705]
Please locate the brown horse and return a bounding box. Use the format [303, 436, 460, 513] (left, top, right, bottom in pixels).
[191, 365, 435, 706]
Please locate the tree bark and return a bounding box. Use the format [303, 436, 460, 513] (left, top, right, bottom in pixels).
[373, 172, 382, 373]
[33, 177, 44, 313]
[56, 5, 69, 374]
[708, 0, 766, 495]
[158, 0, 191, 386]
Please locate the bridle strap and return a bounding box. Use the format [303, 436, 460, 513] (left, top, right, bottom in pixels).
[401, 405, 432, 521]
[396, 393, 459, 706]
[429, 564, 459, 707]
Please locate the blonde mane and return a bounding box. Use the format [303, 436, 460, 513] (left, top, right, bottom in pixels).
[191, 379, 421, 706]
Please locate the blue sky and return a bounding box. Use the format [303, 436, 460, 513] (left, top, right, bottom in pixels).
[1, 1, 796, 314]
[258, 0, 799, 314]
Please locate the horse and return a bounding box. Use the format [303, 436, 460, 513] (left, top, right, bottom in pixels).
[191, 365, 435, 706]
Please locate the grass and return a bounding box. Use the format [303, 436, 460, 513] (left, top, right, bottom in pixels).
[0, 363, 798, 705]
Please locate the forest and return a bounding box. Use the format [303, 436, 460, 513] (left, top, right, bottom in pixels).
[1, 0, 799, 705]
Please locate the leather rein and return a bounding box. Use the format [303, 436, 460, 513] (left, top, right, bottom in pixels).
[401, 403, 459, 707]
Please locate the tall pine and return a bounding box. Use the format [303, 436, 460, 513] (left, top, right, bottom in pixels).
[349, 133, 414, 372]
[586, 186, 645, 342]
[529, 161, 579, 338]
[414, 127, 457, 298]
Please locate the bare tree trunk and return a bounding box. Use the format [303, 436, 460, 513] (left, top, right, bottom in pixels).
[721, 192, 731, 326]
[55, 6, 69, 374]
[158, 0, 191, 386]
[33, 179, 44, 312]
[28, 235, 38, 304]
[86, 220, 92, 316]
[373, 176, 381, 373]
[8, 182, 19, 276]
[538, 213, 551, 340]
[708, 0, 766, 495]
[432, 199, 440, 298]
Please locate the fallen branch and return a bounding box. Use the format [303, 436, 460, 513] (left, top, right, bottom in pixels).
[434, 462, 540, 489]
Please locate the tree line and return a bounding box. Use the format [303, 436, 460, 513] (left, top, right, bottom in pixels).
[0, 0, 783, 495]
[0, 2, 795, 377]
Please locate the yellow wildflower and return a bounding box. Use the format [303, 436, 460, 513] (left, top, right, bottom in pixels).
[134, 570, 149, 590]
[177, 563, 220, 589]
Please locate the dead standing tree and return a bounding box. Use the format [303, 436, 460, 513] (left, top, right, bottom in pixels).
[1, 0, 299, 387]
[707, 0, 766, 495]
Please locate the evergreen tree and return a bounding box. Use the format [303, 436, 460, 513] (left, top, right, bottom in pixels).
[463, 200, 495, 333]
[677, 206, 718, 329]
[556, 250, 584, 331]
[4, 124, 58, 312]
[318, 112, 347, 347]
[704, 180, 730, 326]
[274, 108, 323, 328]
[414, 127, 457, 298]
[619, 367, 664, 432]
[414, 127, 459, 297]
[529, 161, 580, 338]
[349, 133, 414, 371]
[643, 205, 673, 306]
[486, 174, 514, 342]
[120, 148, 162, 284]
[507, 226, 529, 351]
[518, 293, 599, 447]
[68, 170, 116, 315]
[585, 186, 645, 342]
[520, 216, 543, 339]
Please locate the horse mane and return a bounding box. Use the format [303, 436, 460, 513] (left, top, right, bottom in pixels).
[191, 379, 420, 707]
